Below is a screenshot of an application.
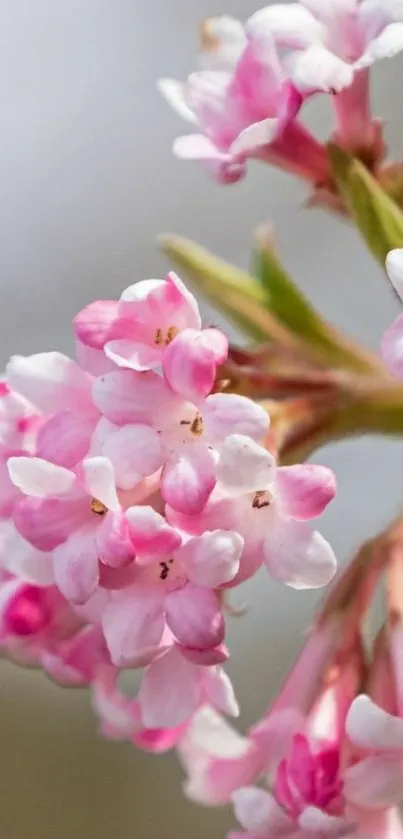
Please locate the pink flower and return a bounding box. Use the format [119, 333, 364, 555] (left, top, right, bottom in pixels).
[102, 517, 243, 666]
[93, 370, 269, 513]
[159, 16, 329, 185]
[93, 649, 238, 743]
[8, 455, 134, 604]
[74, 272, 228, 403]
[382, 250, 403, 377]
[7, 352, 99, 469]
[247, 1, 403, 157]
[169, 434, 337, 588]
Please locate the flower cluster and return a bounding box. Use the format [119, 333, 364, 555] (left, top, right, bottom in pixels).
[0, 271, 336, 744]
[160, 3, 403, 191]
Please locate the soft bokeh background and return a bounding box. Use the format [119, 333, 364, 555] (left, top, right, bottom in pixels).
[1, 1, 403, 836]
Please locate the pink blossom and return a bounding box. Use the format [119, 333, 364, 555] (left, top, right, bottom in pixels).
[159, 16, 329, 185]
[93, 371, 270, 513]
[74, 272, 227, 402]
[7, 352, 99, 469]
[168, 434, 337, 588]
[382, 249, 403, 378]
[93, 648, 238, 744]
[247, 1, 403, 157]
[8, 455, 134, 604]
[102, 520, 243, 666]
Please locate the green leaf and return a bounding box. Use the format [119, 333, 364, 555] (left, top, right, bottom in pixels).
[253, 226, 379, 373]
[329, 144, 403, 264]
[160, 234, 295, 345]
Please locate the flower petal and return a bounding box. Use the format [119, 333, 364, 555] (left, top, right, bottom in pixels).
[232, 788, 290, 836]
[82, 457, 119, 511]
[247, 4, 325, 47]
[386, 249, 403, 301]
[346, 695, 403, 750]
[276, 464, 336, 520]
[177, 530, 243, 588]
[36, 411, 96, 468]
[8, 456, 76, 498]
[230, 118, 279, 155]
[217, 435, 276, 494]
[13, 495, 89, 551]
[95, 511, 134, 568]
[203, 666, 239, 716]
[165, 583, 224, 649]
[0, 522, 55, 586]
[357, 22, 403, 69]
[158, 77, 200, 123]
[204, 393, 269, 446]
[161, 443, 216, 515]
[7, 352, 93, 414]
[179, 707, 265, 806]
[163, 328, 228, 402]
[73, 300, 118, 348]
[92, 369, 171, 426]
[101, 424, 163, 490]
[102, 584, 165, 667]
[138, 647, 201, 728]
[263, 514, 337, 589]
[104, 341, 162, 372]
[125, 506, 182, 563]
[292, 45, 354, 93]
[382, 313, 403, 378]
[298, 807, 353, 835]
[53, 529, 100, 604]
[344, 753, 403, 809]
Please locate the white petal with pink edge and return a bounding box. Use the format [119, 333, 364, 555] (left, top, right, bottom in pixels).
[204, 393, 270, 445]
[232, 787, 290, 835]
[102, 423, 163, 489]
[247, 4, 325, 47]
[203, 666, 239, 717]
[263, 514, 337, 589]
[217, 435, 276, 494]
[125, 506, 182, 563]
[344, 753, 403, 809]
[82, 457, 119, 511]
[8, 456, 76, 498]
[386, 249, 403, 301]
[7, 351, 93, 414]
[177, 530, 243, 588]
[346, 695, 403, 750]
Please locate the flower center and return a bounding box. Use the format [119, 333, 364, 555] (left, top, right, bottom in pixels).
[252, 490, 272, 509]
[91, 498, 108, 516]
[180, 412, 204, 436]
[154, 326, 179, 346]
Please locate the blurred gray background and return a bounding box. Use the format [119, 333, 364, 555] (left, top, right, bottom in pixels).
[1, 1, 403, 837]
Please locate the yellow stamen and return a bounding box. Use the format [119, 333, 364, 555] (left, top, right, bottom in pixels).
[190, 414, 204, 436]
[91, 498, 108, 516]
